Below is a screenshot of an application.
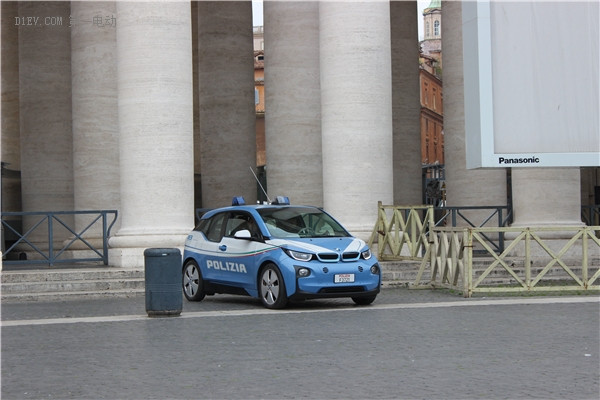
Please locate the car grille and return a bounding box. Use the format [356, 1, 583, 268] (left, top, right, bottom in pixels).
[342, 252, 360, 261]
[317, 252, 361, 262]
[317, 253, 339, 262]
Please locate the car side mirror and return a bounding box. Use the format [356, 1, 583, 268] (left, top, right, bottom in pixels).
[233, 229, 252, 240]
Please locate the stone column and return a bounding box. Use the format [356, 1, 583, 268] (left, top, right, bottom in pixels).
[71, 1, 120, 247]
[511, 168, 583, 228]
[109, 1, 194, 268]
[319, 0, 394, 238]
[191, 1, 202, 211]
[264, 1, 322, 206]
[390, 0, 422, 205]
[509, 169, 588, 261]
[198, 1, 256, 208]
[18, 1, 74, 246]
[442, 1, 506, 220]
[1, 2, 21, 260]
[1, 1, 21, 211]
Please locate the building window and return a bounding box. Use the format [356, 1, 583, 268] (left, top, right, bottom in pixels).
[434, 20, 440, 37]
[426, 21, 430, 37]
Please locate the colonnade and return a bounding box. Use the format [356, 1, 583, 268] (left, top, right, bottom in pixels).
[0, 1, 587, 268]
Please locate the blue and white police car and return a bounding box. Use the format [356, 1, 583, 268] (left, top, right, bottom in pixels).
[182, 196, 381, 309]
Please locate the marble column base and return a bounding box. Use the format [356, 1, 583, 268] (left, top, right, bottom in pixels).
[109, 234, 189, 269]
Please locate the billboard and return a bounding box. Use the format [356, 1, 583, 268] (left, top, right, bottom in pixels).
[463, 0, 599, 168]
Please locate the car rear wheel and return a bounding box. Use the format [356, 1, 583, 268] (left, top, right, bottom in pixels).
[259, 264, 288, 309]
[182, 260, 205, 302]
[352, 295, 376, 306]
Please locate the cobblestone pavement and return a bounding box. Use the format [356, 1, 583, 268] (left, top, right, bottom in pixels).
[2, 288, 599, 400]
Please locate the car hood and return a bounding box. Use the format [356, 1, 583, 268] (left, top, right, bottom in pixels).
[267, 237, 368, 254]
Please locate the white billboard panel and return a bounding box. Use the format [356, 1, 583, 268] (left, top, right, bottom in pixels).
[463, 0, 600, 168]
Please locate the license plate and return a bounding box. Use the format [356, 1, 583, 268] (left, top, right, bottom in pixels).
[334, 273, 355, 283]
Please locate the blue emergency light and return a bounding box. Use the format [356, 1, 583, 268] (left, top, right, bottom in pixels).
[232, 196, 246, 206]
[272, 196, 290, 205]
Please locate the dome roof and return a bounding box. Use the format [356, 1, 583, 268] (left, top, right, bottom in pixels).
[423, 0, 441, 14]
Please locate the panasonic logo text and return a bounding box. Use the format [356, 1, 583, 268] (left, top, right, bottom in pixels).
[206, 260, 247, 274]
[498, 156, 540, 165]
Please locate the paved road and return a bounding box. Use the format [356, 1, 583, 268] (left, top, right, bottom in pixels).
[2, 288, 599, 400]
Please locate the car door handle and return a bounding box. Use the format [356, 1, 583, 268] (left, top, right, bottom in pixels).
[219, 245, 227, 251]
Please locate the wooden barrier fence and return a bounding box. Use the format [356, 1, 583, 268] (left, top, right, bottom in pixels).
[412, 226, 600, 297]
[368, 204, 600, 296]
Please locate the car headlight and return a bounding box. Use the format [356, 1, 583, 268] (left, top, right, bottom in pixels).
[361, 248, 372, 260]
[284, 249, 313, 262]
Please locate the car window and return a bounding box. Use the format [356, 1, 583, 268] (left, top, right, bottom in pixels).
[195, 217, 210, 233]
[206, 212, 226, 242]
[258, 207, 350, 238]
[225, 212, 261, 239]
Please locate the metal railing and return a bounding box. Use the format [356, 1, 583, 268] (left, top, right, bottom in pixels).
[1, 210, 118, 266]
[434, 205, 512, 227]
[368, 203, 511, 260]
[369, 204, 600, 261]
[432, 205, 512, 254]
[582, 205, 600, 226]
[412, 225, 600, 297]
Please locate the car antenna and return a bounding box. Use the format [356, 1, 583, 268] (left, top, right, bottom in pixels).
[250, 167, 271, 203]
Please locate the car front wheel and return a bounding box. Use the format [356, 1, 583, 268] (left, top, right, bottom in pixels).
[182, 260, 205, 302]
[259, 264, 288, 309]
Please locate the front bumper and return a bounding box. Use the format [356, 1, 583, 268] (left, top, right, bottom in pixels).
[288, 285, 380, 301]
[288, 261, 381, 301]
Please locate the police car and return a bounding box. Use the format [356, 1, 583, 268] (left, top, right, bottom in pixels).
[182, 196, 381, 309]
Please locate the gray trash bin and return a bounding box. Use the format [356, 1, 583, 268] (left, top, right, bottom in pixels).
[144, 248, 182, 317]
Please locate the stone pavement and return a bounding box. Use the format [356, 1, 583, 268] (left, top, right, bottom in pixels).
[1, 287, 599, 400]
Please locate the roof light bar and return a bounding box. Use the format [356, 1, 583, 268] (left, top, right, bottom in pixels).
[232, 196, 246, 206]
[272, 196, 290, 205]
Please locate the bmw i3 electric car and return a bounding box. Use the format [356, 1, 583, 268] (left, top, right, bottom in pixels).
[182, 196, 381, 309]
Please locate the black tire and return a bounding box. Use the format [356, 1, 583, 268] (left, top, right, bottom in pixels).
[182, 260, 205, 302]
[352, 295, 376, 306]
[259, 264, 288, 309]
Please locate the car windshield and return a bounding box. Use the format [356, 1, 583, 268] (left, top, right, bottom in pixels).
[258, 207, 351, 239]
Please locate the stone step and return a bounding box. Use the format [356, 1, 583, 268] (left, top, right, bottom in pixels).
[1, 277, 145, 294]
[0, 268, 145, 302]
[0, 288, 145, 302]
[1, 259, 596, 301]
[378, 259, 598, 286]
[1, 268, 143, 284]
